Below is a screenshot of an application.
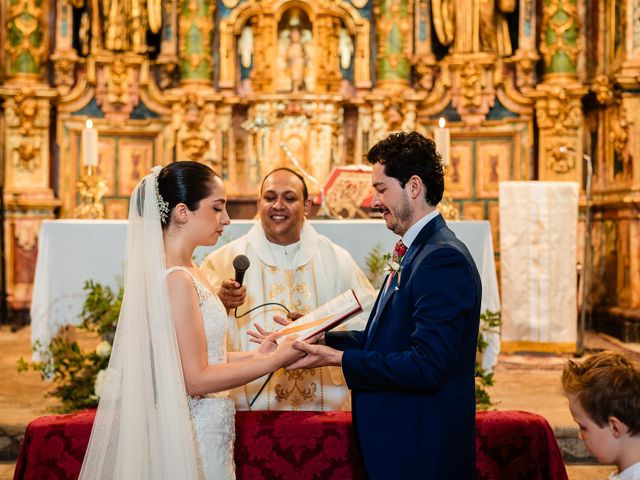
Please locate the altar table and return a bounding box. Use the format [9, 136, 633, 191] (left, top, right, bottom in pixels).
[30, 219, 501, 368]
[14, 410, 567, 480]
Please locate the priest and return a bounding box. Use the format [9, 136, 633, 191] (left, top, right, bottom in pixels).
[201, 168, 376, 410]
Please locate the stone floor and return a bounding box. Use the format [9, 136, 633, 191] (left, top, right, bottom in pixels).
[2, 325, 639, 479]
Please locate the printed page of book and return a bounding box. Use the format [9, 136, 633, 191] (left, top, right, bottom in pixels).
[279, 289, 362, 340]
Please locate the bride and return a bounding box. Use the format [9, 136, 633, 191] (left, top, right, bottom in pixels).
[79, 161, 303, 479]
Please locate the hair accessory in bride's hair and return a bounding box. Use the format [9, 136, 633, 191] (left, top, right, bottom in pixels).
[151, 166, 170, 224]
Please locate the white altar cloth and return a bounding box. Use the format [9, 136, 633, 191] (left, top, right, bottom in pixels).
[31, 219, 500, 367]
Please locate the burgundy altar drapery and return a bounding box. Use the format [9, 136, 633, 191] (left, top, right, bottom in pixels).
[14, 410, 568, 480]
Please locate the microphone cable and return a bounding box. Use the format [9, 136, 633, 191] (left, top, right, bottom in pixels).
[233, 302, 289, 319]
[231, 301, 293, 408]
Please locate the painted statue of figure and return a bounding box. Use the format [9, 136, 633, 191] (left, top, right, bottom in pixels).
[432, 0, 515, 56]
[338, 27, 354, 97]
[277, 9, 314, 93]
[238, 21, 254, 94]
[100, 0, 161, 52]
[286, 27, 306, 93]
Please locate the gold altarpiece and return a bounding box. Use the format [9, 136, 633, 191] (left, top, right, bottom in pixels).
[1, 0, 639, 341]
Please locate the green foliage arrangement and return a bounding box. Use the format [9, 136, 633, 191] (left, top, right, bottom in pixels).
[365, 242, 387, 289]
[18, 280, 122, 413]
[476, 310, 501, 410]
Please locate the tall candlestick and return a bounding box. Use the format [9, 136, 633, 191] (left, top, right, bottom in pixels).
[434, 117, 450, 166]
[82, 119, 98, 167]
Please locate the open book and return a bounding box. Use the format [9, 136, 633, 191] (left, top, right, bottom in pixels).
[278, 289, 363, 341]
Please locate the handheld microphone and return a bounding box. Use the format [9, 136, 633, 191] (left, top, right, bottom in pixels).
[232, 255, 250, 285]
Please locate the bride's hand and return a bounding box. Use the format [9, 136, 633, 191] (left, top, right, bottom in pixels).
[248, 323, 274, 346]
[272, 335, 305, 367]
[251, 327, 280, 354]
[248, 311, 304, 345]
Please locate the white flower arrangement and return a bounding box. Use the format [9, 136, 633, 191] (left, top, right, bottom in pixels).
[94, 369, 108, 398]
[95, 340, 112, 358]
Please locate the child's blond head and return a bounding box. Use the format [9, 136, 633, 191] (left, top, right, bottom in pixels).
[562, 352, 640, 434]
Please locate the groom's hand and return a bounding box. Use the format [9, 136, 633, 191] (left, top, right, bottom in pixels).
[286, 341, 343, 370]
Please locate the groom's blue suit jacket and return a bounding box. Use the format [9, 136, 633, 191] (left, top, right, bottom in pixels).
[327, 215, 481, 479]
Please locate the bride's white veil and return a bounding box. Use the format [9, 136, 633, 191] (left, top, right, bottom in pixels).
[79, 168, 201, 479]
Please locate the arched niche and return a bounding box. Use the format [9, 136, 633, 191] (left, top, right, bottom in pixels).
[218, 0, 370, 94]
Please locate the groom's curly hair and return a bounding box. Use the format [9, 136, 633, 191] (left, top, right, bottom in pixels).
[365, 131, 444, 207]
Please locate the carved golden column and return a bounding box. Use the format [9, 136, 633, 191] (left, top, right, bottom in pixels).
[250, 12, 276, 93]
[5, 0, 48, 78]
[512, 0, 539, 90]
[156, 0, 179, 87]
[50, 0, 78, 93]
[374, 0, 412, 90]
[412, 0, 436, 90]
[178, 0, 215, 84]
[0, 90, 60, 312]
[315, 15, 342, 93]
[586, 0, 640, 336]
[2, 0, 59, 316]
[534, 0, 587, 181]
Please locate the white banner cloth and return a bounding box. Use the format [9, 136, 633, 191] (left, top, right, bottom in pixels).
[499, 181, 579, 348]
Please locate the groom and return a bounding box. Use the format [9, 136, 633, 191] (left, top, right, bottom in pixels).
[289, 132, 482, 479]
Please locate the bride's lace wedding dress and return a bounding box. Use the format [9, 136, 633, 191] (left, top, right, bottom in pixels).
[167, 267, 236, 480]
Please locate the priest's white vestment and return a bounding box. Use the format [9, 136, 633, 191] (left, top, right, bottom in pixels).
[201, 221, 376, 411]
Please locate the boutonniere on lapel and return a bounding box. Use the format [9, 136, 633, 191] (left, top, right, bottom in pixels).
[383, 240, 407, 290]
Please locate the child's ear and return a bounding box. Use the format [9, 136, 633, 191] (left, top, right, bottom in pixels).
[608, 416, 629, 438]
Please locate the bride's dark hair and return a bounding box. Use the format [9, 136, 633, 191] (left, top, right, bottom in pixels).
[156, 161, 220, 227]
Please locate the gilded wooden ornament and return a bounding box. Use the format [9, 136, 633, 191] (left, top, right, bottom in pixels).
[6, 0, 48, 75]
[173, 91, 217, 162]
[15, 143, 39, 171]
[51, 55, 77, 90]
[540, 0, 581, 74]
[101, 0, 157, 52]
[178, 0, 215, 81]
[447, 56, 497, 125]
[95, 59, 141, 122]
[545, 138, 576, 173]
[609, 104, 629, 157]
[591, 74, 615, 106]
[431, 0, 515, 55]
[514, 50, 539, 88]
[535, 86, 582, 136]
[75, 169, 108, 219]
[14, 90, 39, 136]
[375, 0, 412, 85]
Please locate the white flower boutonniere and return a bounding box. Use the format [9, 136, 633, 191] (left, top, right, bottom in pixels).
[383, 253, 400, 273]
[383, 254, 403, 289]
[386, 240, 408, 290]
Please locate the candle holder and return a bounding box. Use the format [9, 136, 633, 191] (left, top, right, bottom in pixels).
[437, 192, 459, 221]
[75, 166, 107, 219]
[438, 166, 459, 221]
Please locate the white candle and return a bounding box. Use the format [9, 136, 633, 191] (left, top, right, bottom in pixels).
[82, 119, 98, 167]
[434, 117, 450, 166]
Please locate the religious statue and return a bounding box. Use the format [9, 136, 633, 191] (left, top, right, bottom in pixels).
[432, 0, 515, 56]
[338, 28, 354, 73]
[100, 0, 161, 52]
[277, 9, 314, 93]
[79, 12, 90, 56]
[338, 27, 355, 96]
[238, 21, 254, 94]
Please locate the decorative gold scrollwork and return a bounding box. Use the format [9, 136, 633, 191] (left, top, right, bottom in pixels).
[535, 86, 582, 136]
[539, 0, 582, 66]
